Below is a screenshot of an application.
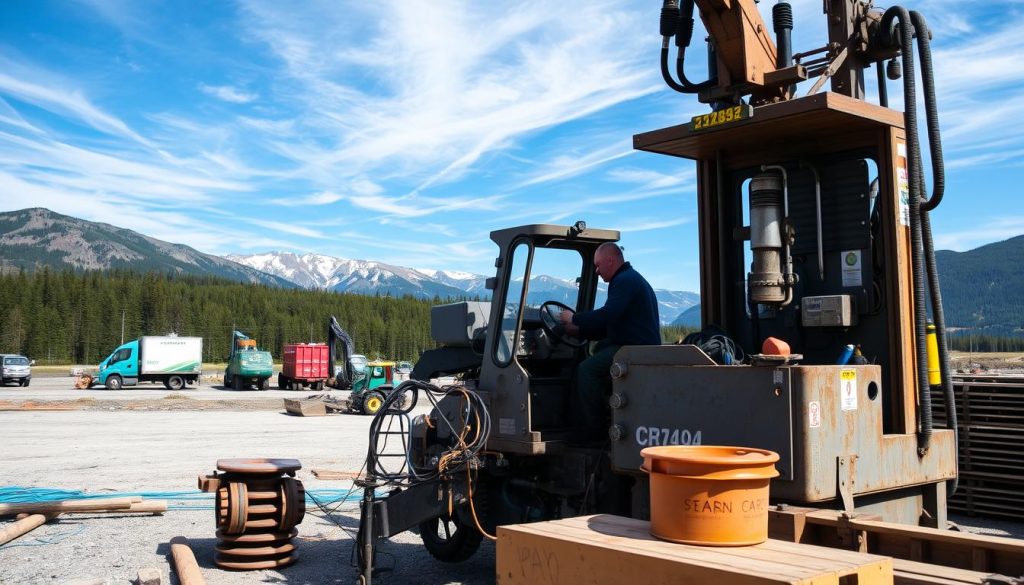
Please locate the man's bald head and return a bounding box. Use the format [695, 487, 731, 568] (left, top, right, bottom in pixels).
[594, 242, 625, 282]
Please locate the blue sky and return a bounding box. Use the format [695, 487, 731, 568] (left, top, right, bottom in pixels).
[1, 0, 1022, 292]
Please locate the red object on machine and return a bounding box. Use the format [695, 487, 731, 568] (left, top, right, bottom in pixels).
[761, 337, 791, 356]
[283, 344, 329, 380]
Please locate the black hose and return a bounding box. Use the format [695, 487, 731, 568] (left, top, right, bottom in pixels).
[876, 61, 889, 107]
[921, 211, 959, 494]
[911, 10, 957, 493]
[882, 6, 932, 454]
[911, 10, 945, 211]
[661, 46, 689, 93]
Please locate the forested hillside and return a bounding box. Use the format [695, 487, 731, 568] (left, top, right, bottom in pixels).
[935, 235, 1024, 336]
[0, 269, 436, 364]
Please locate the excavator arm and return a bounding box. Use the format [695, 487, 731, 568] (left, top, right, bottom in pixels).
[696, 0, 777, 88]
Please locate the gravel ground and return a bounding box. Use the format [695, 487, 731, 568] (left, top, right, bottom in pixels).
[2, 376, 1022, 585]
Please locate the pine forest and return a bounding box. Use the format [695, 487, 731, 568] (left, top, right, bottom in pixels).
[0, 269, 436, 364]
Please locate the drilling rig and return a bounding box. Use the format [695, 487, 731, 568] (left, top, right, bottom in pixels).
[350, 1, 1021, 582]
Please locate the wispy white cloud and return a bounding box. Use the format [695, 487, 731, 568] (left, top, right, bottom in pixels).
[606, 167, 694, 190]
[348, 193, 506, 219]
[243, 218, 330, 239]
[518, 141, 636, 187]
[0, 67, 154, 148]
[238, 0, 658, 190]
[616, 217, 692, 232]
[269, 191, 343, 206]
[199, 83, 258, 104]
[933, 216, 1024, 251]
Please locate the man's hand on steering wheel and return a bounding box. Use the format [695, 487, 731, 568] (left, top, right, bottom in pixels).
[538, 300, 587, 348]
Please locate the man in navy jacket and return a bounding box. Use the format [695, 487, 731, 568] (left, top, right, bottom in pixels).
[559, 242, 661, 436]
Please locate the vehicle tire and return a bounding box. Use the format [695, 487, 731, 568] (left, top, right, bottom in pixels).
[259, 377, 270, 391]
[362, 391, 385, 415]
[278, 373, 286, 390]
[21, 379, 29, 387]
[419, 513, 484, 563]
[105, 375, 123, 391]
[167, 375, 185, 390]
[315, 381, 324, 391]
[232, 375, 243, 391]
[223, 374, 229, 388]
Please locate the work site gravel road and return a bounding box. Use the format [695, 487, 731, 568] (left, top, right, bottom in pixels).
[0, 375, 494, 585]
[2, 375, 1022, 585]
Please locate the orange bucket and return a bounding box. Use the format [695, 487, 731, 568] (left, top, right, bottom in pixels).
[641, 445, 780, 546]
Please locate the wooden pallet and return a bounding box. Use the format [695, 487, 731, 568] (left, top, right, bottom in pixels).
[496, 514, 893, 585]
[931, 375, 1024, 519]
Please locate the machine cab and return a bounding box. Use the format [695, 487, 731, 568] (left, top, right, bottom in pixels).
[477, 222, 620, 454]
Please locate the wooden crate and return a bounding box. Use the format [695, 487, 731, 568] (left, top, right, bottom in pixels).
[496, 514, 894, 585]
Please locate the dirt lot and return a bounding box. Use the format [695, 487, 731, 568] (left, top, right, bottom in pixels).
[3, 373, 1023, 585]
[0, 375, 494, 585]
[949, 351, 1024, 372]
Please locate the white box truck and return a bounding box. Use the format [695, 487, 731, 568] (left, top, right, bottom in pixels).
[93, 336, 203, 390]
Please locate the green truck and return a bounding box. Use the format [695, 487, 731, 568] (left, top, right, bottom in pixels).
[223, 330, 273, 390]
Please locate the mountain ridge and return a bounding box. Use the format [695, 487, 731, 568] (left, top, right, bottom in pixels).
[0, 208, 295, 287]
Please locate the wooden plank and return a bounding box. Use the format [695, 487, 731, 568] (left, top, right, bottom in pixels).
[497, 515, 893, 585]
[0, 496, 138, 516]
[893, 559, 987, 585]
[633, 93, 903, 165]
[883, 126, 918, 434]
[0, 513, 50, 546]
[311, 469, 361, 480]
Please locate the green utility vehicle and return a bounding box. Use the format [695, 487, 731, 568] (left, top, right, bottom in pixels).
[223, 330, 273, 390]
[349, 360, 397, 415]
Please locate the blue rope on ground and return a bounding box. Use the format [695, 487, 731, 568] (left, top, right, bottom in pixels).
[0, 523, 87, 550]
[0, 486, 363, 510]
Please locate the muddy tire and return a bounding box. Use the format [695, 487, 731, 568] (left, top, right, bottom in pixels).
[105, 375, 123, 391]
[362, 391, 385, 415]
[167, 375, 185, 391]
[419, 513, 483, 563]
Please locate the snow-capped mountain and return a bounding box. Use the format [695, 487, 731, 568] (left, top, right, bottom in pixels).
[229, 252, 700, 324]
[225, 252, 469, 299]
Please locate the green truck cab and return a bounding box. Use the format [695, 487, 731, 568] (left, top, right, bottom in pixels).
[223, 330, 273, 391]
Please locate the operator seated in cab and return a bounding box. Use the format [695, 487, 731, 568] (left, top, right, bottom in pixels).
[559, 242, 661, 436]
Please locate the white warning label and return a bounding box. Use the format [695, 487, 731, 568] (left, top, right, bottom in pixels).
[808, 401, 822, 428]
[840, 369, 858, 411]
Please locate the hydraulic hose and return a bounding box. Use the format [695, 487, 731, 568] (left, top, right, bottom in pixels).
[881, 6, 932, 454]
[911, 10, 945, 212]
[659, 0, 716, 94]
[911, 10, 958, 493]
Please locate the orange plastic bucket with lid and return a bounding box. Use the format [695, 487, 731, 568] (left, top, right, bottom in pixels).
[641, 445, 780, 546]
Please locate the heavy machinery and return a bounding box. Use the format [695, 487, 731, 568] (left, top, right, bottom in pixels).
[292, 316, 404, 415]
[353, 1, 1022, 582]
[223, 330, 273, 391]
[327, 315, 358, 390]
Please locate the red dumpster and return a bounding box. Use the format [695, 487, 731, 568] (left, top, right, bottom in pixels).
[279, 343, 330, 390]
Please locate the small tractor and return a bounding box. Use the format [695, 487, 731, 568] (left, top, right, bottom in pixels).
[223, 330, 273, 391]
[348, 360, 397, 415]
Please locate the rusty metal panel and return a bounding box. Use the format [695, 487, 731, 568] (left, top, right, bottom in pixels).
[609, 346, 956, 509]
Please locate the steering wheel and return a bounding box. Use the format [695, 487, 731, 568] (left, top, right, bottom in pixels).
[538, 301, 588, 348]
